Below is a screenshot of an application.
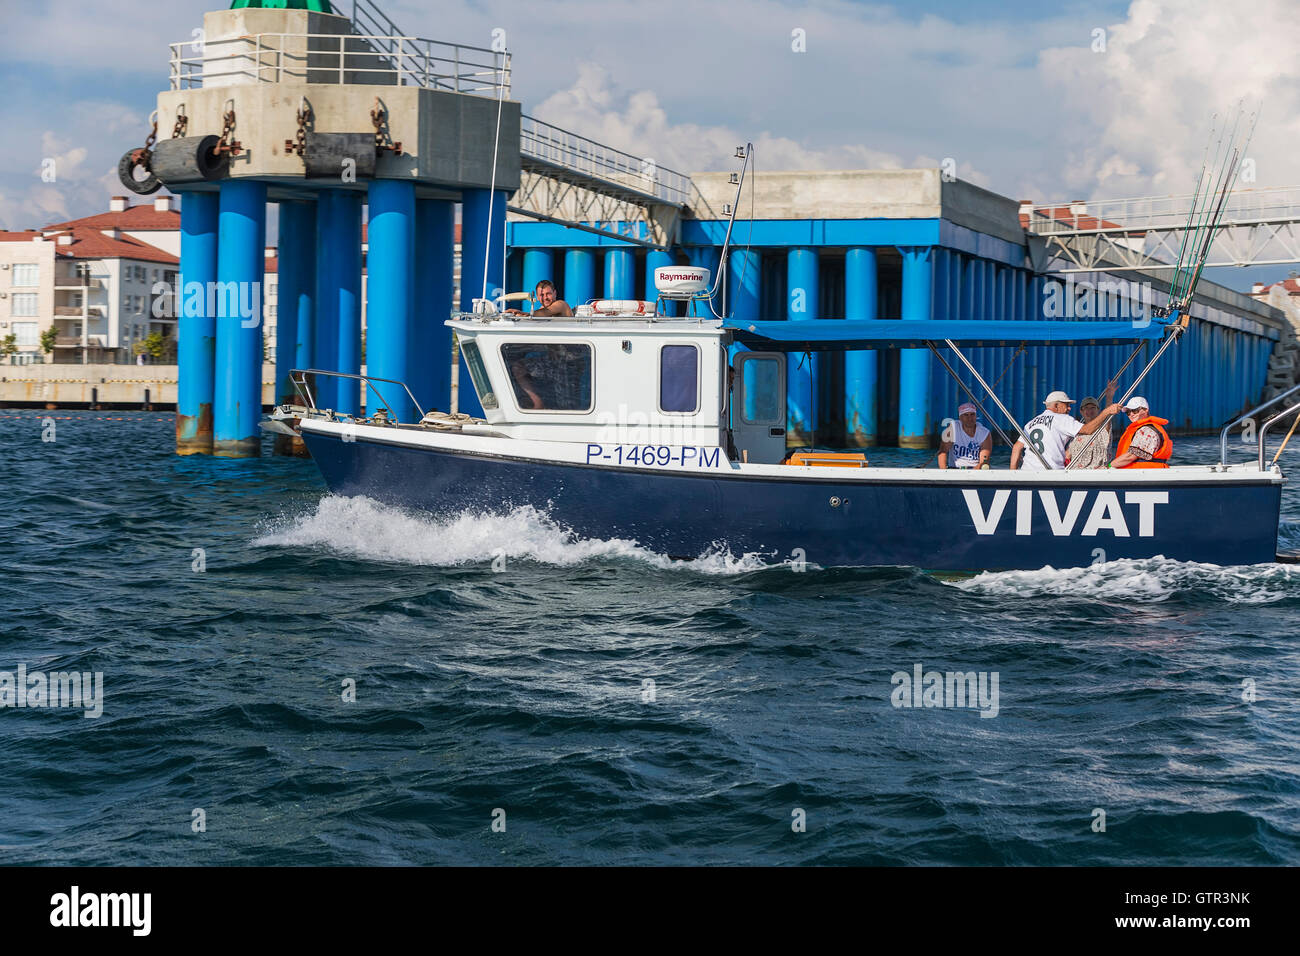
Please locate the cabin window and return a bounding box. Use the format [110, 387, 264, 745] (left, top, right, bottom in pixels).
[659, 344, 699, 413]
[741, 356, 782, 424]
[461, 340, 498, 409]
[500, 343, 592, 412]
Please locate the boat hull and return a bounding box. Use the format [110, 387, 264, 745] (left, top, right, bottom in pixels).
[300, 430, 1283, 571]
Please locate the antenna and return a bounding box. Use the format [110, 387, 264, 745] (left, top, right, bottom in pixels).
[481, 47, 508, 307]
[707, 143, 753, 319]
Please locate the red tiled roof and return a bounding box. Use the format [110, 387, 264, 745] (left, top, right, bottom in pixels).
[0, 230, 46, 242]
[1019, 205, 1139, 235]
[44, 202, 180, 233]
[47, 227, 178, 265]
[1254, 278, 1300, 295]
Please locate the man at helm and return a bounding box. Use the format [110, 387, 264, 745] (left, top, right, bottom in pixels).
[506, 279, 573, 318]
[1110, 396, 1172, 468]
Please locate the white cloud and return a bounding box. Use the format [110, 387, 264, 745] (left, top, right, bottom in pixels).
[531, 63, 993, 183]
[1037, 0, 1300, 198]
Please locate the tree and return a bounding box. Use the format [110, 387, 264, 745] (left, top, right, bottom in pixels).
[142, 330, 166, 360]
[0, 333, 16, 357]
[39, 326, 58, 354]
[131, 331, 168, 362]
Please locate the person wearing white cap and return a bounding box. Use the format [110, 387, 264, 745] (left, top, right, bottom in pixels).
[1110, 396, 1172, 468]
[938, 402, 991, 469]
[1011, 389, 1122, 470]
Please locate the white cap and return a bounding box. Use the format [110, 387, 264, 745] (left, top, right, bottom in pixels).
[1044, 390, 1074, 405]
[1125, 395, 1149, 410]
[957, 402, 977, 416]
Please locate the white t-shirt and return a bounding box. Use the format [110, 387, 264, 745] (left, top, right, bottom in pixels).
[1020, 410, 1081, 470]
[946, 422, 990, 468]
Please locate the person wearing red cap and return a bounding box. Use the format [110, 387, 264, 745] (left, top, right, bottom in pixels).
[1011, 389, 1122, 470]
[938, 402, 991, 469]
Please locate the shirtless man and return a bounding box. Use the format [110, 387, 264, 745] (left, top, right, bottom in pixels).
[506, 279, 573, 318]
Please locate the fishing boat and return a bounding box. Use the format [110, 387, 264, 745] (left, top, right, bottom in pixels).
[263, 126, 1299, 572]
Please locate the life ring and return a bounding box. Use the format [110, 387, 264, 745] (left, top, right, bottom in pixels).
[591, 299, 656, 315]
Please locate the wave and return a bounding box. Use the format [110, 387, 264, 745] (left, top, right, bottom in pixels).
[253, 495, 779, 575]
[950, 555, 1298, 604]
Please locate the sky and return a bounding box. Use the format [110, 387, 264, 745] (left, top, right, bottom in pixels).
[1, 0, 1297, 291]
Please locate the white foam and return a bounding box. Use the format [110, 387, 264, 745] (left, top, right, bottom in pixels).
[951, 555, 1297, 604]
[254, 495, 776, 575]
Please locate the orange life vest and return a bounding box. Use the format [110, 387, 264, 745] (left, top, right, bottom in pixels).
[1115, 414, 1172, 468]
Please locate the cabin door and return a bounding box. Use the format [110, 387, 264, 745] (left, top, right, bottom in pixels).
[732, 352, 787, 464]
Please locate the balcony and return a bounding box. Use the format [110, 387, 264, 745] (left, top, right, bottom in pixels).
[54, 274, 90, 288]
[54, 305, 86, 316]
[54, 335, 108, 348]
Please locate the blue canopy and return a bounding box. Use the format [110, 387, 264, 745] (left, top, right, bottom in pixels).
[723, 318, 1169, 350]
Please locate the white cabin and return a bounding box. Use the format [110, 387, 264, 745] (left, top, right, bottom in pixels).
[447, 316, 731, 449]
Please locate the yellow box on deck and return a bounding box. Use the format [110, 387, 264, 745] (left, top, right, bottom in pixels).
[785, 452, 869, 467]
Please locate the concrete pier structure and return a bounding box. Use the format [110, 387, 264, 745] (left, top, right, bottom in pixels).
[147, 3, 1288, 460]
[153, 2, 517, 454]
[508, 168, 1287, 446]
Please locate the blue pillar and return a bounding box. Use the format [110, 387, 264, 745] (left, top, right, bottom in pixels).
[276, 201, 313, 406]
[413, 198, 454, 414]
[844, 247, 877, 447]
[787, 248, 819, 446]
[213, 179, 267, 457]
[605, 248, 635, 299]
[521, 248, 555, 312]
[176, 191, 218, 455]
[337, 192, 362, 416]
[366, 180, 416, 422]
[564, 248, 596, 309]
[289, 202, 316, 376]
[729, 248, 761, 320]
[645, 249, 673, 311]
[313, 192, 339, 410]
[273, 200, 314, 454]
[458, 189, 505, 419]
[460, 188, 507, 313]
[898, 246, 933, 449]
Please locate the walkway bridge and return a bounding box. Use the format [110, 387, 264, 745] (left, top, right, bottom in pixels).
[1024, 186, 1300, 274]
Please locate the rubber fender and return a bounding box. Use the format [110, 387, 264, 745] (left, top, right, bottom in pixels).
[117, 151, 162, 195]
[301, 132, 377, 179]
[150, 135, 229, 184]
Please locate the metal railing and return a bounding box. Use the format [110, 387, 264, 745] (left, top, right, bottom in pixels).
[169, 32, 509, 96]
[1258, 399, 1300, 469]
[290, 368, 425, 423]
[520, 115, 692, 206]
[1024, 186, 1300, 236]
[1219, 381, 1300, 466]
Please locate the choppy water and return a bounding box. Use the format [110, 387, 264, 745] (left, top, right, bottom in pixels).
[1, 411, 1298, 865]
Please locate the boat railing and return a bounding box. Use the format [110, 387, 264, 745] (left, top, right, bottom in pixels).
[1258, 397, 1300, 471]
[1220, 381, 1300, 466]
[290, 368, 426, 423]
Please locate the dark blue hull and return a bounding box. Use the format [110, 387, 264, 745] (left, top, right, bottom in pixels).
[301, 432, 1283, 571]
